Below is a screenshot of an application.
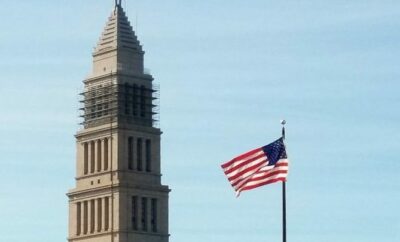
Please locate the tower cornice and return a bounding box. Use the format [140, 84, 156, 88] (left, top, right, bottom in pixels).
[75, 123, 161, 139]
[83, 71, 153, 85]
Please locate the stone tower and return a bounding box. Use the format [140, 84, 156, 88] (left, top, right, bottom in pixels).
[67, 3, 170, 242]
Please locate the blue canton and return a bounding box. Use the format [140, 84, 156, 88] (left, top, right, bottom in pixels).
[261, 138, 287, 166]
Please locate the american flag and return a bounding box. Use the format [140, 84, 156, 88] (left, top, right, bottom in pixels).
[221, 138, 289, 196]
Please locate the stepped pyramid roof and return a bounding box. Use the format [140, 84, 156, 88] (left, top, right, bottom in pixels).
[94, 5, 142, 55]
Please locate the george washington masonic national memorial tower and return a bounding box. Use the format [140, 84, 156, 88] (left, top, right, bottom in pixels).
[67, 3, 170, 242]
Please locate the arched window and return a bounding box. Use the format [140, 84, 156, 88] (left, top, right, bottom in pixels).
[104, 197, 109, 231]
[145, 139, 151, 172]
[128, 137, 133, 170]
[151, 198, 157, 232]
[104, 138, 109, 170]
[83, 201, 88, 234]
[90, 199, 95, 233]
[124, 83, 130, 115]
[141, 197, 147, 231]
[83, 143, 88, 175]
[137, 138, 142, 171]
[76, 202, 81, 235]
[90, 141, 95, 173]
[131, 196, 138, 230]
[97, 198, 102, 232]
[133, 84, 138, 116]
[97, 140, 102, 172]
[140, 86, 146, 118]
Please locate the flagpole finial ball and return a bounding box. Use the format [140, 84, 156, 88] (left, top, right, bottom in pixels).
[280, 120, 286, 125]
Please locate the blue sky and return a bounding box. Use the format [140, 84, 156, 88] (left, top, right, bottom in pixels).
[0, 0, 399, 241]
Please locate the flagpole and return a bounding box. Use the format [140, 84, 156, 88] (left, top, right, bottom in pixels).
[281, 120, 287, 242]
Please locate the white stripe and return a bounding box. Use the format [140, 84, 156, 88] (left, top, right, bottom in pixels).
[228, 161, 268, 186]
[256, 159, 288, 171]
[231, 164, 275, 190]
[234, 160, 289, 190]
[222, 150, 265, 173]
[241, 172, 287, 187]
[250, 166, 288, 179]
[237, 173, 288, 192]
[225, 155, 268, 178]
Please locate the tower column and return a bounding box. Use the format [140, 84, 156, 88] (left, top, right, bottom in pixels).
[83, 142, 88, 175]
[93, 141, 97, 173]
[137, 196, 142, 230]
[146, 197, 152, 232]
[88, 141, 94, 174]
[99, 139, 104, 171]
[108, 137, 112, 171]
[104, 197, 110, 231]
[94, 198, 98, 233]
[103, 138, 109, 171]
[97, 198, 102, 232]
[132, 138, 137, 170]
[88, 200, 93, 234]
[71, 202, 78, 236]
[95, 140, 100, 172]
[102, 197, 107, 231]
[142, 138, 146, 172]
[108, 196, 113, 232]
[83, 201, 88, 235]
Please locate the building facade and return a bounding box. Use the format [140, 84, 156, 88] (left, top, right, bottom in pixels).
[67, 3, 170, 242]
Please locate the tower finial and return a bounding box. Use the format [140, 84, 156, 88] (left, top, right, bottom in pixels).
[115, 0, 122, 7]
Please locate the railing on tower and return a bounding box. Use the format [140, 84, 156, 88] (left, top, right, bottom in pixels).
[79, 81, 160, 129]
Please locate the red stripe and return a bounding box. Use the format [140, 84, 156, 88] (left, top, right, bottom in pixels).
[234, 169, 287, 190]
[239, 177, 286, 192]
[227, 158, 267, 182]
[254, 163, 288, 174]
[230, 163, 287, 187]
[230, 166, 263, 187]
[244, 170, 287, 183]
[221, 147, 262, 169]
[224, 153, 266, 174]
[274, 162, 288, 167]
[254, 162, 287, 174]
